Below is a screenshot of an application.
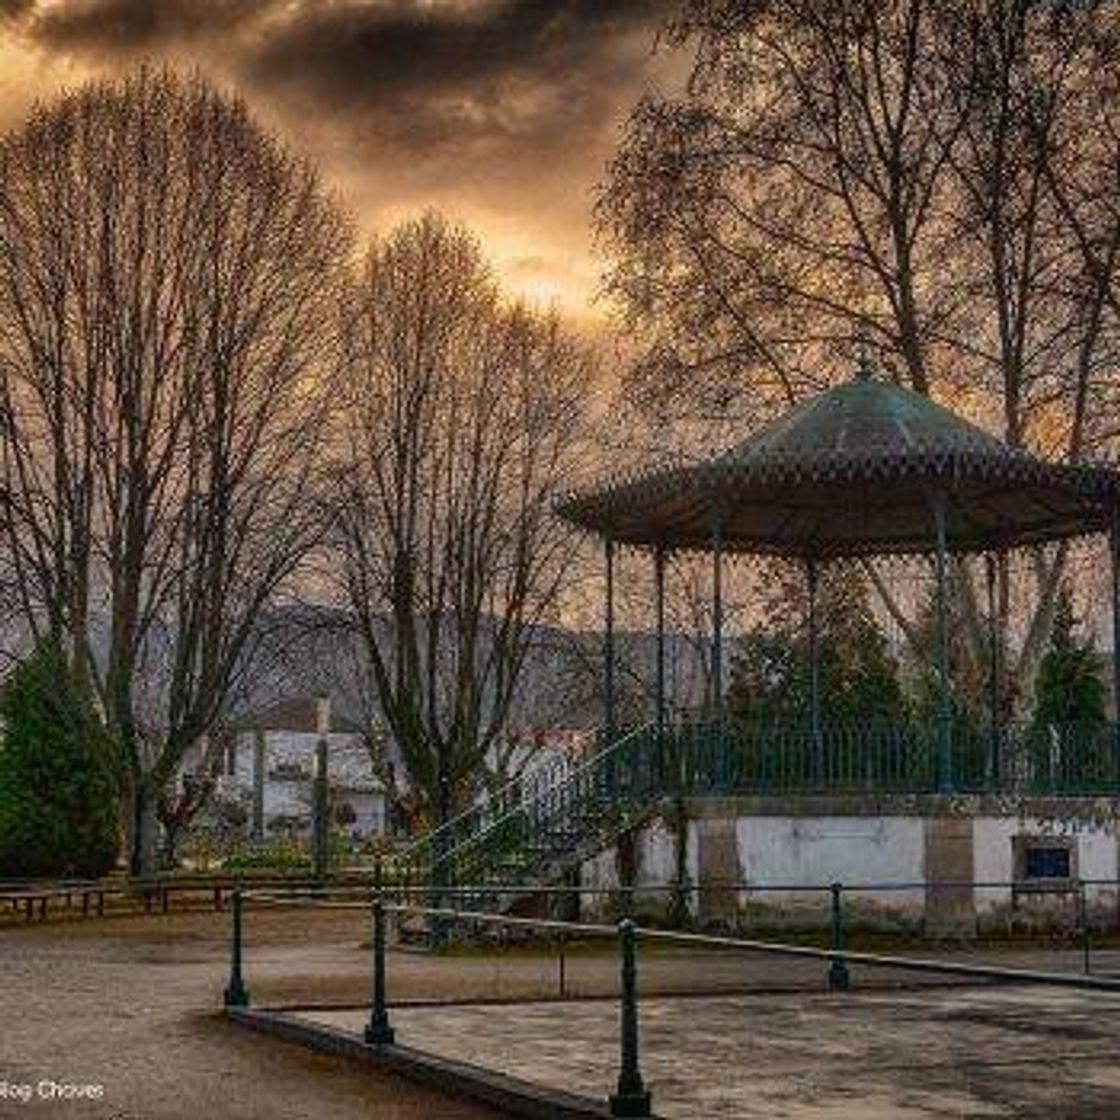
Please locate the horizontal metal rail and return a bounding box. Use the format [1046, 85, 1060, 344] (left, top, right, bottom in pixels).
[381, 901, 1120, 993]
[385, 902, 619, 940]
[371, 877, 1120, 895]
[221, 885, 1120, 1120]
[10, 873, 1120, 901]
[639, 927, 1120, 991]
[12, 872, 1120, 926]
[242, 891, 371, 910]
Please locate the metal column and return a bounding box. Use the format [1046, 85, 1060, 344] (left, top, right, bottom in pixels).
[654, 547, 667, 737]
[609, 919, 651, 1117]
[712, 522, 724, 724]
[605, 537, 617, 747]
[312, 738, 329, 880]
[251, 726, 265, 843]
[807, 558, 823, 784]
[932, 493, 954, 792]
[985, 552, 1002, 785]
[1111, 509, 1120, 785]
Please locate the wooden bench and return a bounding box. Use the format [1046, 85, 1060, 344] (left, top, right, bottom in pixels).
[0, 868, 380, 923]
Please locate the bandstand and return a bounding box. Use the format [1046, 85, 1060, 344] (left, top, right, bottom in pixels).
[555, 362, 1120, 929]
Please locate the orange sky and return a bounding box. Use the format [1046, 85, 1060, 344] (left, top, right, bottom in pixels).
[0, 1, 684, 325]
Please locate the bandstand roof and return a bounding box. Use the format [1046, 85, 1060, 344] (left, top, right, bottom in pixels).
[558, 366, 1120, 560]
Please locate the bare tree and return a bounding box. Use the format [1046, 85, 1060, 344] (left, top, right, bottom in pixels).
[331, 213, 595, 830]
[0, 69, 352, 874]
[598, 0, 1120, 714]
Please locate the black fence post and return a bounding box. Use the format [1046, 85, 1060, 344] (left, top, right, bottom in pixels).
[556, 932, 568, 999]
[609, 919, 651, 1118]
[828, 882, 851, 992]
[312, 738, 329, 883]
[1078, 880, 1091, 976]
[365, 892, 395, 1045]
[223, 887, 250, 1008]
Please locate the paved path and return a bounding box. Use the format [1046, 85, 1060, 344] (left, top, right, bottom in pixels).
[308, 985, 1120, 1119]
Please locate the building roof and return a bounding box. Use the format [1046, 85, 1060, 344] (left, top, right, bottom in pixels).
[557, 365, 1120, 560]
[234, 696, 361, 735]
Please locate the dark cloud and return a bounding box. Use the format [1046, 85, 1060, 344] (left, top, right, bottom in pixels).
[31, 0, 269, 49]
[0, 0, 34, 22]
[236, 0, 674, 229]
[249, 1, 662, 144]
[28, 1, 668, 159]
[246, 1, 664, 94]
[7, 1, 679, 313]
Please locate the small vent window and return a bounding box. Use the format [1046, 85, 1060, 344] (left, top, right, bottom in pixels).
[1023, 843, 1072, 881]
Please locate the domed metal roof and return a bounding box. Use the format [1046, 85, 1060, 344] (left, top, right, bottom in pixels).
[558, 365, 1120, 559]
[719, 361, 1014, 472]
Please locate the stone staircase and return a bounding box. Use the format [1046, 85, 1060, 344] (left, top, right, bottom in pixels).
[398, 723, 668, 909]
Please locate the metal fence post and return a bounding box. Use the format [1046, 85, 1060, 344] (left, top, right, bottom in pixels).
[1078, 879, 1091, 976]
[828, 882, 851, 992]
[223, 887, 250, 1008]
[365, 892, 395, 1045]
[609, 919, 651, 1118]
[556, 932, 568, 999]
[312, 738, 329, 882]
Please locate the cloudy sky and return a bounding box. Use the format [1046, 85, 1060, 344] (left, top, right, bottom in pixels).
[0, 0, 683, 322]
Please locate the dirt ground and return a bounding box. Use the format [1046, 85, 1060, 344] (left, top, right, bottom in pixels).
[0, 908, 501, 1120]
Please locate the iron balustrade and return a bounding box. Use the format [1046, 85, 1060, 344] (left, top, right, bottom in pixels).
[379, 718, 1120, 897]
[677, 717, 1120, 797]
[391, 745, 584, 887]
[392, 724, 661, 893]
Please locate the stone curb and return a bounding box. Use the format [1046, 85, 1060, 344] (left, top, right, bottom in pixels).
[227, 1006, 629, 1119]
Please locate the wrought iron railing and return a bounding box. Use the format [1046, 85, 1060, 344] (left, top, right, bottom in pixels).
[417, 723, 662, 890]
[391, 746, 582, 887]
[391, 718, 1120, 892]
[677, 718, 1120, 797]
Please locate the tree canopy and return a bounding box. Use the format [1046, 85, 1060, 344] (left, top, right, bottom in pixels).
[0, 68, 352, 873]
[727, 564, 906, 724]
[599, 0, 1120, 711]
[1032, 582, 1107, 727]
[331, 213, 595, 828]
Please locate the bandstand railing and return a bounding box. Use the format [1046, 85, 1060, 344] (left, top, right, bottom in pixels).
[392, 746, 583, 887]
[677, 717, 1120, 797]
[421, 723, 663, 889]
[391, 718, 1120, 893]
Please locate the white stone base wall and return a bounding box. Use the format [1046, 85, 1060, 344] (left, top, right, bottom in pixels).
[578, 797, 1120, 933]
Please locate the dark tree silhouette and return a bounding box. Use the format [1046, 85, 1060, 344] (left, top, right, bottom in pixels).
[0, 643, 119, 878]
[0, 69, 352, 874]
[331, 213, 594, 828]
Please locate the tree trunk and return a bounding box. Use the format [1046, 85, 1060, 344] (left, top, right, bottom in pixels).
[129, 778, 159, 879]
[669, 797, 691, 930]
[162, 821, 180, 871]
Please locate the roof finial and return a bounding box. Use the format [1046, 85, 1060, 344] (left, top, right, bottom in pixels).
[855, 348, 874, 381]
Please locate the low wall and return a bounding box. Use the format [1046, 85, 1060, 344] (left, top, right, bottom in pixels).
[579, 794, 1120, 934]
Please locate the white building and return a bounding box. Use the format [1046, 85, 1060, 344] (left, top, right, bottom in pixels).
[226, 696, 387, 841]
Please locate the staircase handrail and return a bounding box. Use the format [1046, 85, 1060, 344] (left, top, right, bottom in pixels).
[394, 739, 582, 874]
[430, 722, 656, 874]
